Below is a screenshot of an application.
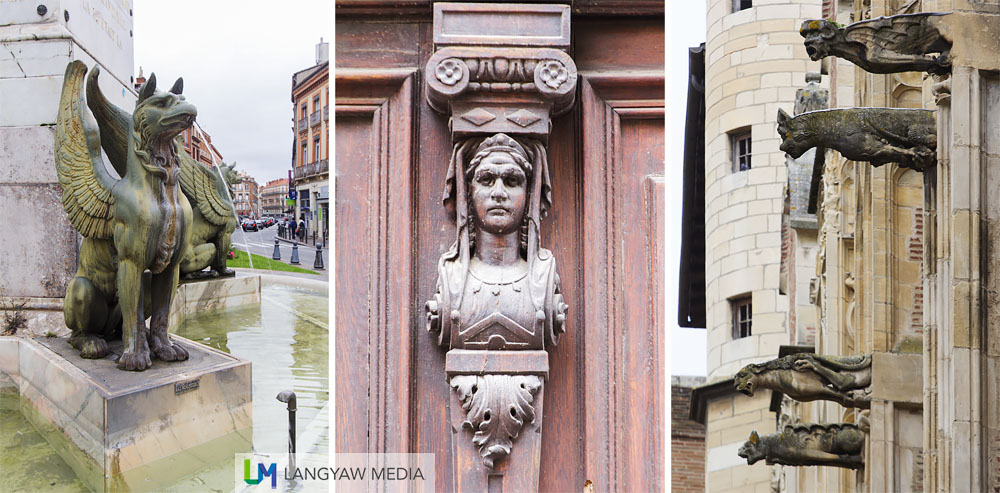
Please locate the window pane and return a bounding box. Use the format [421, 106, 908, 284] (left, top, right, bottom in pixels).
[732, 298, 752, 338]
[732, 132, 752, 172]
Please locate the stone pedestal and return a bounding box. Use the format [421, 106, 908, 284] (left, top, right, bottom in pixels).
[0, 0, 136, 336]
[2, 335, 252, 492]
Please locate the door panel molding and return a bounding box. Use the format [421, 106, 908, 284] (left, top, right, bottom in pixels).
[580, 73, 665, 492]
[335, 69, 416, 455]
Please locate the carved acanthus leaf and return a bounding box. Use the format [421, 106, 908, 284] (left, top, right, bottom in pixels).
[451, 374, 542, 469]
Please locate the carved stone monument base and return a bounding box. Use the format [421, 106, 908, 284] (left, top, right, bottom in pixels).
[446, 350, 548, 492]
[0, 335, 251, 492]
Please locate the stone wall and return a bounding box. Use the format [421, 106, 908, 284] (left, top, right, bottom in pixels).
[672, 376, 707, 493]
[703, 389, 775, 492]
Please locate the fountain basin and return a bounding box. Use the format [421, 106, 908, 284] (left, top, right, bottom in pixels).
[1, 273, 328, 491]
[3, 335, 251, 492]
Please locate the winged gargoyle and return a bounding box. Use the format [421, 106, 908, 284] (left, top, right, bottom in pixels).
[777, 107, 936, 171]
[734, 353, 872, 409]
[57, 61, 195, 371]
[738, 423, 865, 469]
[85, 69, 239, 280]
[800, 14, 952, 75]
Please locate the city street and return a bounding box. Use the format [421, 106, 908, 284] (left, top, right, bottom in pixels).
[230, 224, 328, 278]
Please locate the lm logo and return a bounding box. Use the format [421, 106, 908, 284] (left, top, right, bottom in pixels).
[243, 459, 278, 488]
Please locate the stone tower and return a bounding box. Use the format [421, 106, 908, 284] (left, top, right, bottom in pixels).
[698, 0, 824, 491]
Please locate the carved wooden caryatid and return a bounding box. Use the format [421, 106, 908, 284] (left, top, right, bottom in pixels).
[738, 423, 866, 470]
[777, 107, 936, 171]
[424, 3, 574, 491]
[799, 13, 952, 75]
[734, 353, 872, 409]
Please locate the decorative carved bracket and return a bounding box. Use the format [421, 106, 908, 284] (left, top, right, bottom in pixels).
[738, 423, 866, 470]
[777, 107, 936, 171]
[799, 13, 952, 75]
[451, 373, 542, 468]
[423, 3, 574, 491]
[734, 353, 872, 409]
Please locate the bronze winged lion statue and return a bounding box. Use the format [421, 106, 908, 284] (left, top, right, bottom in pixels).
[84, 67, 239, 280]
[56, 61, 196, 371]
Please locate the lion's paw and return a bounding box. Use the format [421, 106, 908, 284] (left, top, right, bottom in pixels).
[153, 342, 189, 362]
[78, 337, 109, 359]
[118, 348, 152, 371]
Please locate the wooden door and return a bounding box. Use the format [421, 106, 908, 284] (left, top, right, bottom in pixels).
[335, 3, 665, 491]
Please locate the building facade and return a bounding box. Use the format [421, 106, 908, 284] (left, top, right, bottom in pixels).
[687, 0, 1000, 492]
[233, 171, 260, 218]
[291, 39, 329, 244]
[261, 178, 289, 217]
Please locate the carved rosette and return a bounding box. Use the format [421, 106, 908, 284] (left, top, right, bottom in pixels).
[451, 374, 542, 469]
[435, 58, 468, 86]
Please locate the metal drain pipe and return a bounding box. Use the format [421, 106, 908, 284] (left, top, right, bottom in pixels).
[276, 391, 297, 474]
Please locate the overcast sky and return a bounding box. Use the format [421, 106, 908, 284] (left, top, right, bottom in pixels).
[669, 5, 708, 377]
[134, 0, 332, 186]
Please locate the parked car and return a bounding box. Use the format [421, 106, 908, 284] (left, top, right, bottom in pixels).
[242, 219, 258, 231]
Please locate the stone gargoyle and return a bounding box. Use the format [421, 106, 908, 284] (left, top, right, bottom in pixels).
[800, 14, 951, 75]
[738, 423, 865, 470]
[57, 61, 195, 371]
[734, 353, 872, 409]
[85, 66, 239, 281]
[777, 107, 936, 171]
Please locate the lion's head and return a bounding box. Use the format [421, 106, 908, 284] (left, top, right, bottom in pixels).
[132, 73, 197, 182]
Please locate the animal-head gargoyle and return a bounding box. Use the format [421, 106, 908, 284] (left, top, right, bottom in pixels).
[777, 106, 936, 171]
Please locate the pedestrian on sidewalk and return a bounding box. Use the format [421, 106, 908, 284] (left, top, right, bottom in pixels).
[299, 220, 306, 242]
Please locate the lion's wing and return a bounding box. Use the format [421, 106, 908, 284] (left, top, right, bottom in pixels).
[55, 61, 117, 239]
[178, 147, 235, 227]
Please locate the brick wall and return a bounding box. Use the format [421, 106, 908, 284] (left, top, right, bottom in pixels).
[672, 376, 706, 493]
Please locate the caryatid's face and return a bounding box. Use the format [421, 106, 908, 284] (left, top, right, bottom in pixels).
[470, 151, 527, 235]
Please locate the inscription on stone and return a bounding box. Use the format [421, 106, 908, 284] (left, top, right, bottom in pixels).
[174, 378, 199, 395]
